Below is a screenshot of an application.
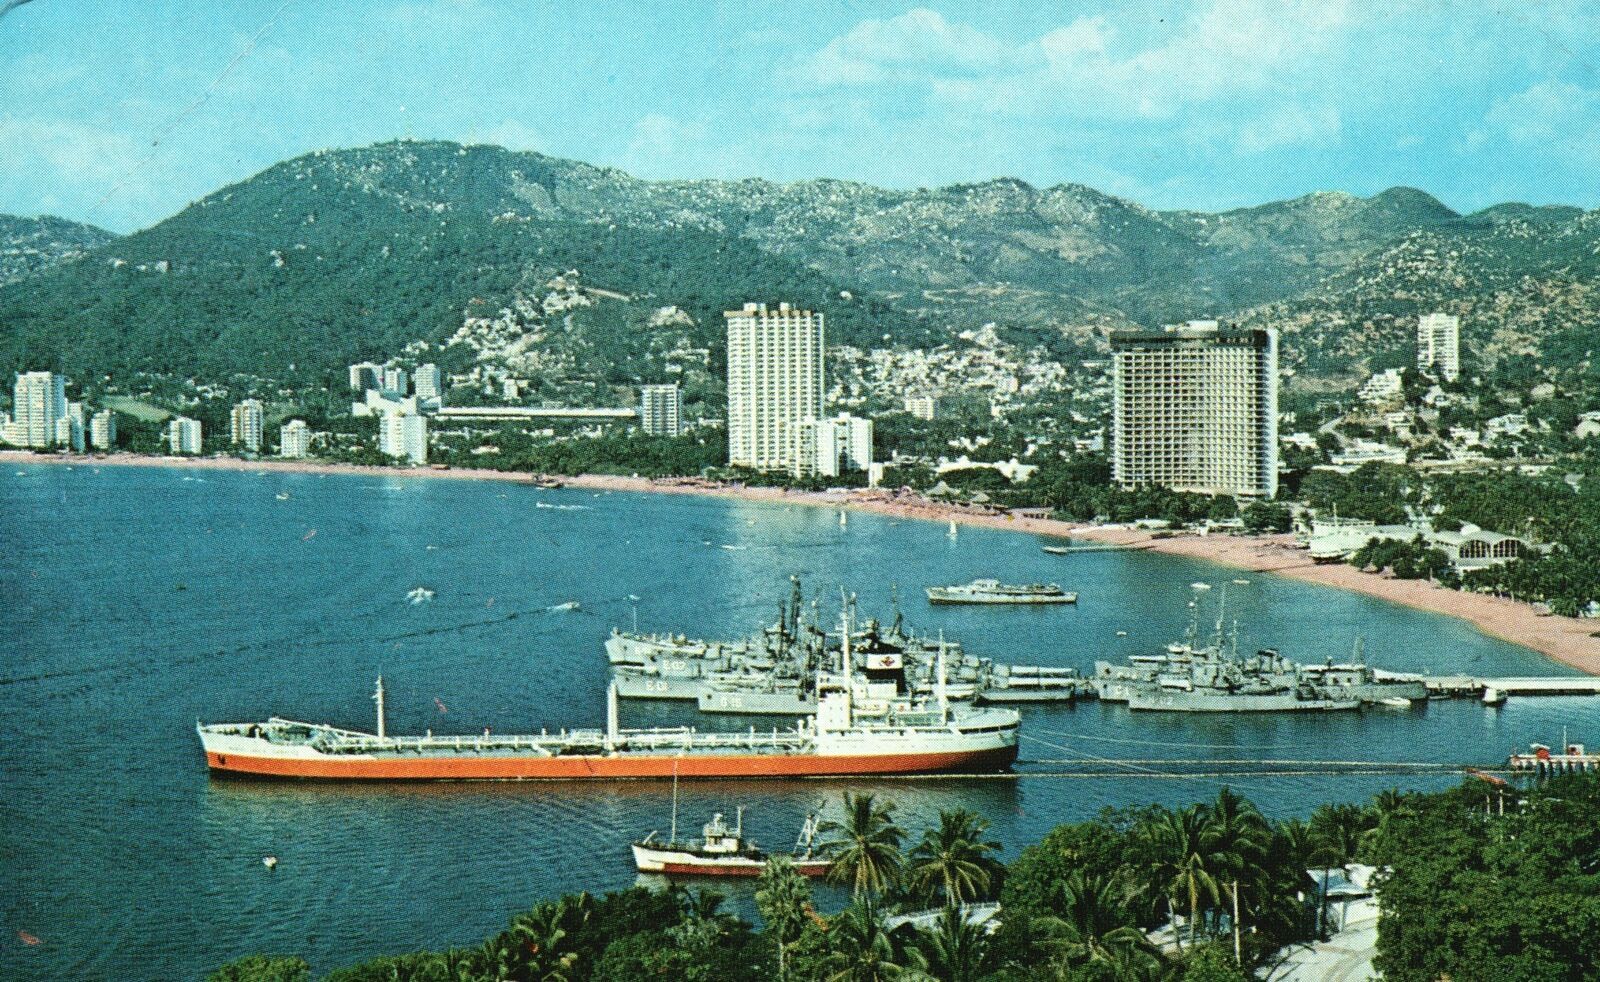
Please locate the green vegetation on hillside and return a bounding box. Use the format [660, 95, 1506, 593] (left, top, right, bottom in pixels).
[4, 140, 1594, 394]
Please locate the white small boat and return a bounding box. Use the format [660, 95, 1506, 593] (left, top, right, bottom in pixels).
[1190, 582, 1212, 591]
[275, 492, 290, 501]
[1482, 687, 1507, 706]
[839, 511, 848, 527]
[1378, 696, 1412, 709]
[948, 520, 958, 538]
[1232, 579, 1250, 585]
[406, 587, 435, 605]
[1116, 630, 1128, 637]
[262, 856, 278, 870]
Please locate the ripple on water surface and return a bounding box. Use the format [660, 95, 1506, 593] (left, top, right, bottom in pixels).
[0, 463, 1584, 978]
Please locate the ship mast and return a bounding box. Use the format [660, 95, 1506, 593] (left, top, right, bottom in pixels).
[670, 760, 679, 844]
[373, 676, 386, 740]
[937, 631, 950, 724]
[606, 679, 619, 750]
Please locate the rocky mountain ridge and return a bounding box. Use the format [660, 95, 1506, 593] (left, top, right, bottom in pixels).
[0, 140, 1593, 388]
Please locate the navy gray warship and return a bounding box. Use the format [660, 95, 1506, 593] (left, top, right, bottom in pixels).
[609, 578, 1084, 713]
[1093, 594, 1427, 712]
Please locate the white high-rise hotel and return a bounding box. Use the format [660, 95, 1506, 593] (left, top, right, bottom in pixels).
[230, 399, 264, 451]
[12, 371, 67, 448]
[639, 383, 682, 437]
[725, 303, 825, 473]
[1417, 312, 1460, 382]
[1111, 321, 1278, 499]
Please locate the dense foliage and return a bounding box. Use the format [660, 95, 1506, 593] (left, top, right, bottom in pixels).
[1371, 774, 1600, 981]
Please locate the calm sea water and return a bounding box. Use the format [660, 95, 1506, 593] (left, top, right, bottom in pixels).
[2, 463, 1593, 979]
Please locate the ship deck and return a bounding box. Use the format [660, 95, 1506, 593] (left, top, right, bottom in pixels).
[220, 718, 819, 757]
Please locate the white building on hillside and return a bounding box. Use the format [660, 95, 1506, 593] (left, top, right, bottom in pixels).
[230, 399, 264, 451]
[1417, 313, 1460, 381]
[639, 383, 682, 437]
[905, 394, 937, 420]
[348, 362, 382, 392]
[90, 409, 116, 450]
[167, 416, 203, 455]
[1111, 321, 1278, 498]
[1358, 369, 1404, 404]
[11, 371, 67, 448]
[413, 364, 443, 404]
[379, 413, 427, 465]
[382, 366, 408, 394]
[725, 302, 824, 473]
[279, 419, 313, 458]
[794, 414, 873, 479]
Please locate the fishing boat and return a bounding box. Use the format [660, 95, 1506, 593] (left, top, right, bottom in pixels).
[926, 579, 1077, 605]
[632, 771, 830, 877]
[198, 639, 1020, 780]
[633, 809, 831, 878]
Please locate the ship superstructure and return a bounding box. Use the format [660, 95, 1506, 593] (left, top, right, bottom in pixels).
[926, 579, 1078, 605]
[199, 622, 1021, 780]
[1093, 594, 1426, 712]
[611, 578, 1084, 711]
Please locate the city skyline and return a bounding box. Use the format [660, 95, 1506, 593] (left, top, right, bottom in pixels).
[1, 2, 1596, 232]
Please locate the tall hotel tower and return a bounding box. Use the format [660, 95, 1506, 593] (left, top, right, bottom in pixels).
[1111, 320, 1278, 499]
[12, 371, 67, 448]
[1416, 313, 1460, 381]
[724, 303, 824, 472]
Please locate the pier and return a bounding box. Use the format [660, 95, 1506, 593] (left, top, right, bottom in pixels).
[1372, 671, 1600, 700]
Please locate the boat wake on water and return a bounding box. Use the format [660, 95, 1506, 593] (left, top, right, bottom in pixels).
[535, 502, 591, 511]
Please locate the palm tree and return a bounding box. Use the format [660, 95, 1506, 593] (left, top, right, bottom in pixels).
[756, 856, 814, 981]
[1309, 803, 1375, 864]
[1138, 805, 1227, 949]
[1205, 788, 1270, 874]
[1361, 788, 1416, 860]
[673, 887, 739, 950]
[823, 897, 925, 982]
[820, 793, 906, 897]
[918, 904, 993, 982]
[908, 808, 1002, 908]
[508, 893, 591, 981]
[1034, 871, 1155, 973]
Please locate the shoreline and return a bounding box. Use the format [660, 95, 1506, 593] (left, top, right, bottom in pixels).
[9, 449, 1598, 672]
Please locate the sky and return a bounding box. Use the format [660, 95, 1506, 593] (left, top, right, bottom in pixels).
[1, 0, 1597, 233]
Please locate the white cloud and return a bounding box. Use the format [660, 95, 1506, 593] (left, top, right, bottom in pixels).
[798, 8, 1012, 87]
[1483, 80, 1600, 166]
[1236, 105, 1343, 152]
[0, 115, 162, 229]
[801, 0, 1355, 121]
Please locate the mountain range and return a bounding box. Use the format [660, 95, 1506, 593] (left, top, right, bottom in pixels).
[1, 140, 1594, 389]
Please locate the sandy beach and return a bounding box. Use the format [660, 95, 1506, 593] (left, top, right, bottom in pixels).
[10, 449, 1598, 671]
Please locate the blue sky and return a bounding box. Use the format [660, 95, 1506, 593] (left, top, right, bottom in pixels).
[2, 0, 1596, 232]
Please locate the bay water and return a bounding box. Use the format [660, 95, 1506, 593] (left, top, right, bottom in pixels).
[2, 463, 1590, 978]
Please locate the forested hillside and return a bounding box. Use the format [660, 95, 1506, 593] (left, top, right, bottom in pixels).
[1, 140, 1594, 387]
